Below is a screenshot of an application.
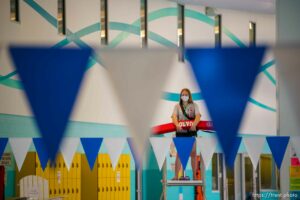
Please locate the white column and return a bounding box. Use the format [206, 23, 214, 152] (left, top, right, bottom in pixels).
[276, 0, 300, 196]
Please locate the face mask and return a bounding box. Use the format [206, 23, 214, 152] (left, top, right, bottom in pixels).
[181, 95, 189, 102]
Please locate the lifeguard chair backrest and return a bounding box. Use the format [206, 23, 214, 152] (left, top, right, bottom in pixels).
[20, 175, 49, 200]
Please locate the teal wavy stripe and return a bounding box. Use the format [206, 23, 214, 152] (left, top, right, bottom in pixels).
[149, 7, 177, 21]
[163, 92, 203, 101]
[0, 77, 22, 89]
[0, 60, 95, 90]
[109, 7, 177, 48]
[110, 22, 177, 48]
[24, 0, 57, 28]
[24, 0, 101, 65]
[52, 38, 70, 48]
[249, 97, 276, 112]
[0, 2, 276, 112]
[260, 60, 276, 85]
[0, 71, 21, 89]
[0, 21, 175, 84]
[108, 8, 243, 49]
[148, 31, 177, 47]
[54, 21, 177, 49]
[109, 7, 274, 84]
[1, 0, 101, 81]
[263, 70, 276, 85]
[223, 27, 247, 48]
[260, 60, 276, 72]
[0, 71, 17, 82]
[185, 9, 214, 26]
[163, 92, 276, 112]
[0, 5, 275, 84]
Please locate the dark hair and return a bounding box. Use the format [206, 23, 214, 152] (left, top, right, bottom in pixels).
[179, 88, 193, 105]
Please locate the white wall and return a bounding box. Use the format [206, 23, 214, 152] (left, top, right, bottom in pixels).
[0, 0, 276, 135]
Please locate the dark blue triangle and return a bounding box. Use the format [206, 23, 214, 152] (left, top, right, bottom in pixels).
[186, 47, 265, 166]
[226, 137, 242, 168]
[173, 137, 195, 170]
[127, 138, 141, 170]
[266, 136, 290, 169]
[10, 46, 91, 162]
[0, 138, 8, 159]
[33, 138, 49, 170]
[81, 138, 103, 170]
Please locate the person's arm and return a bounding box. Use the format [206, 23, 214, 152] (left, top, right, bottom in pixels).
[190, 103, 201, 131]
[190, 113, 201, 131]
[172, 105, 182, 132]
[172, 114, 182, 132]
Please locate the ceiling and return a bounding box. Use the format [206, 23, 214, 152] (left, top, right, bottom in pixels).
[169, 0, 275, 14]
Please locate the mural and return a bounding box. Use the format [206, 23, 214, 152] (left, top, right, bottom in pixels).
[0, 0, 276, 136]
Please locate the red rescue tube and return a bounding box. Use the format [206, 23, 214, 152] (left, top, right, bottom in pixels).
[152, 120, 214, 135]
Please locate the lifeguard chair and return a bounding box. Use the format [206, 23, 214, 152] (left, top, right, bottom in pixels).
[152, 120, 213, 200]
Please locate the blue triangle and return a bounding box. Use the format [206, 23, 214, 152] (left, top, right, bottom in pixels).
[0, 138, 8, 158]
[186, 47, 265, 166]
[226, 137, 242, 168]
[33, 138, 49, 170]
[81, 138, 103, 170]
[127, 138, 141, 170]
[173, 137, 195, 170]
[266, 136, 290, 169]
[9, 46, 91, 162]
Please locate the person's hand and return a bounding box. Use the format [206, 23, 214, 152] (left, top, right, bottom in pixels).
[176, 125, 182, 132]
[190, 124, 197, 131]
